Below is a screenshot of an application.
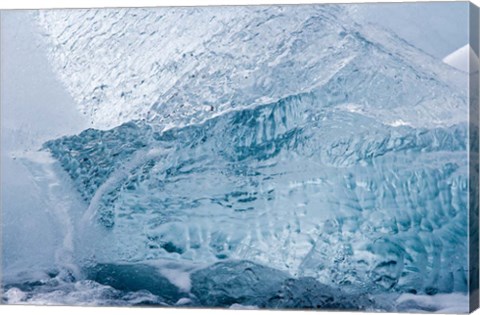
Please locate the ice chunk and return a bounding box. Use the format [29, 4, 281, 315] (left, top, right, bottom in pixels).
[85, 263, 185, 304]
[265, 277, 372, 310]
[190, 260, 289, 307]
[44, 92, 469, 296]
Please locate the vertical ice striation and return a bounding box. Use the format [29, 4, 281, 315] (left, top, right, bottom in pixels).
[36, 4, 470, 300]
[44, 93, 469, 295]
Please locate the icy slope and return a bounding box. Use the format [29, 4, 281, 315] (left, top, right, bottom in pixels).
[36, 5, 466, 130]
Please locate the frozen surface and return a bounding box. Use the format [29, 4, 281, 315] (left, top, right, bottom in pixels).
[43, 92, 469, 296]
[1, 4, 473, 312]
[36, 5, 467, 130]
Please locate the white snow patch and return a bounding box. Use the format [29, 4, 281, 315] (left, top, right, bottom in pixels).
[337, 103, 365, 114]
[396, 293, 469, 314]
[175, 298, 192, 305]
[157, 268, 192, 293]
[388, 119, 412, 127]
[4, 288, 27, 304]
[145, 259, 202, 293]
[229, 304, 260, 310]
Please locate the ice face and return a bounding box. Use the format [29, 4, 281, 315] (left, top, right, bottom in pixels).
[44, 91, 469, 295]
[32, 3, 471, 305]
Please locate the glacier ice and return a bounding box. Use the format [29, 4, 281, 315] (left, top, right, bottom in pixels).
[44, 90, 469, 296]
[83, 260, 375, 309]
[36, 5, 466, 130]
[85, 263, 185, 304]
[190, 260, 289, 307]
[190, 260, 373, 309]
[264, 276, 372, 309]
[4, 3, 473, 310]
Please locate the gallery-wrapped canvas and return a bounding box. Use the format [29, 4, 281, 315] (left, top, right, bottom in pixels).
[1, 1, 479, 313]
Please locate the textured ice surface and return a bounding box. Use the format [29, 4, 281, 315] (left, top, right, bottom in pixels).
[3, 3, 472, 312]
[190, 260, 289, 307]
[44, 92, 469, 296]
[36, 5, 466, 130]
[38, 4, 470, 298]
[190, 260, 373, 309]
[2, 259, 467, 312]
[85, 263, 186, 303]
